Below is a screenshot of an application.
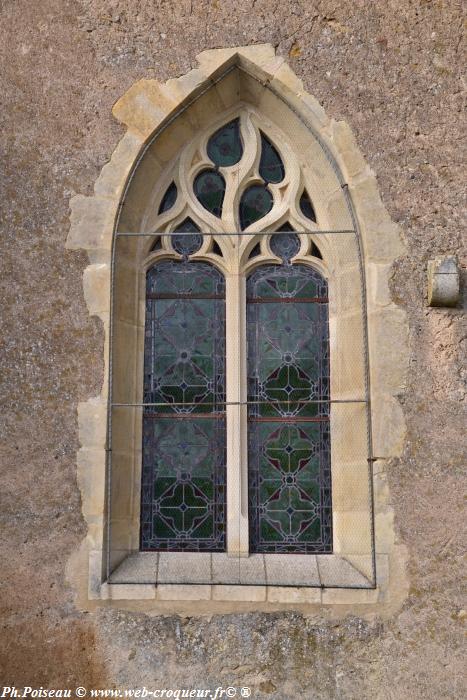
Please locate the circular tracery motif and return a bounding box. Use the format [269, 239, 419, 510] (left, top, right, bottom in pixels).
[270, 232, 301, 264]
[172, 218, 203, 257]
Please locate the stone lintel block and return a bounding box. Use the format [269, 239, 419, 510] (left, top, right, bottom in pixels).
[331, 462, 371, 512]
[212, 585, 267, 602]
[86, 516, 105, 550]
[317, 555, 372, 587]
[88, 549, 105, 599]
[83, 263, 111, 315]
[164, 68, 210, 103]
[333, 511, 372, 555]
[371, 393, 406, 459]
[373, 469, 391, 512]
[158, 552, 212, 584]
[349, 177, 406, 262]
[156, 585, 212, 601]
[427, 255, 460, 307]
[77, 448, 106, 518]
[375, 554, 390, 595]
[101, 583, 156, 600]
[322, 587, 378, 605]
[67, 195, 117, 252]
[78, 398, 107, 450]
[368, 308, 408, 392]
[113, 79, 178, 138]
[94, 132, 144, 198]
[331, 120, 371, 181]
[196, 44, 276, 74]
[267, 587, 322, 604]
[342, 555, 374, 581]
[375, 510, 396, 553]
[366, 262, 393, 308]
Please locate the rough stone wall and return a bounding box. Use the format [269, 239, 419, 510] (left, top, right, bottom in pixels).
[1, 1, 465, 697]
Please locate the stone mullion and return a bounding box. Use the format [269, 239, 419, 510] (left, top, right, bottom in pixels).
[225, 272, 249, 557]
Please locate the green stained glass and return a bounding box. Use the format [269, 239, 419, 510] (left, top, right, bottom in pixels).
[270, 231, 300, 264]
[247, 259, 332, 553]
[239, 185, 273, 230]
[158, 182, 177, 214]
[300, 189, 316, 222]
[193, 169, 225, 217]
[207, 118, 243, 167]
[172, 218, 202, 258]
[141, 258, 226, 551]
[259, 132, 285, 184]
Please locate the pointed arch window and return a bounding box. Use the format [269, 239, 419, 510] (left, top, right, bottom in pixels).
[139, 113, 330, 556]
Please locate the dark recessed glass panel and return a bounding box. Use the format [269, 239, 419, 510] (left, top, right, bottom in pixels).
[193, 170, 226, 217]
[277, 222, 295, 232]
[247, 262, 331, 553]
[207, 119, 243, 167]
[239, 185, 273, 230]
[158, 182, 178, 214]
[141, 259, 226, 552]
[270, 232, 301, 264]
[150, 237, 163, 252]
[172, 218, 202, 258]
[311, 242, 322, 259]
[211, 241, 223, 257]
[248, 242, 261, 260]
[259, 133, 285, 184]
[300, 190, 316, 223]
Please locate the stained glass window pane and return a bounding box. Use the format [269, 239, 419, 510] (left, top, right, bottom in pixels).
[247, 261, 331, 553]
[193, 169, 226, 217]
[158, 182, 177, 214]
[259, 133, 285, 184]
[270, 231, 301, 264]
[239, 185, 273, 230]
[141, 259, 226, 551]
[207, 118, 243, 167]
[171, 218, 203, 258]
[300, 189, 317, 222]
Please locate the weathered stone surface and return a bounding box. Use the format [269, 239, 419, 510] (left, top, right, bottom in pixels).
[427, 255, 460, 307]
[1, 2, 465, 697]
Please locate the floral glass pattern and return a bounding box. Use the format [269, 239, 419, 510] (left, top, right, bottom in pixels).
[141, 258, 226, 551]
[193, 169, 226, 217]
[246, 255, 332, 553]
[171, 218, 203, 258]
[206, 118, 243, 167]
[239, 184, 273, 230]
[259, 132, 285, 184]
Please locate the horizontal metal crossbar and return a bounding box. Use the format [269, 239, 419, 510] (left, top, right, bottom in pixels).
[115, 229, 356, 237]
[249, 416, 329, 423]
[247, 296, 328, 303]
[112, 399, 366, 407]
[147, 292, 225, 300]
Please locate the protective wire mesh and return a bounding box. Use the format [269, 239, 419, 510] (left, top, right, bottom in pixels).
[106, 61, 376, 588]
[107, 226, 375, 589]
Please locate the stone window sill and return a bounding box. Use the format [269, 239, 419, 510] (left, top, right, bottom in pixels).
[108, 552, 373, 588]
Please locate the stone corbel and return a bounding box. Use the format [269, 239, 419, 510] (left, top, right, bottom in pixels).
[427, 255, 460, 307]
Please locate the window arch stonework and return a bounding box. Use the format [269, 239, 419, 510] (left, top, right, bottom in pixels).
[67, 45, 409, 610]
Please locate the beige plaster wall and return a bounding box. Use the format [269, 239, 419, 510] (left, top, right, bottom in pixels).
[1, 2, 465, 697]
